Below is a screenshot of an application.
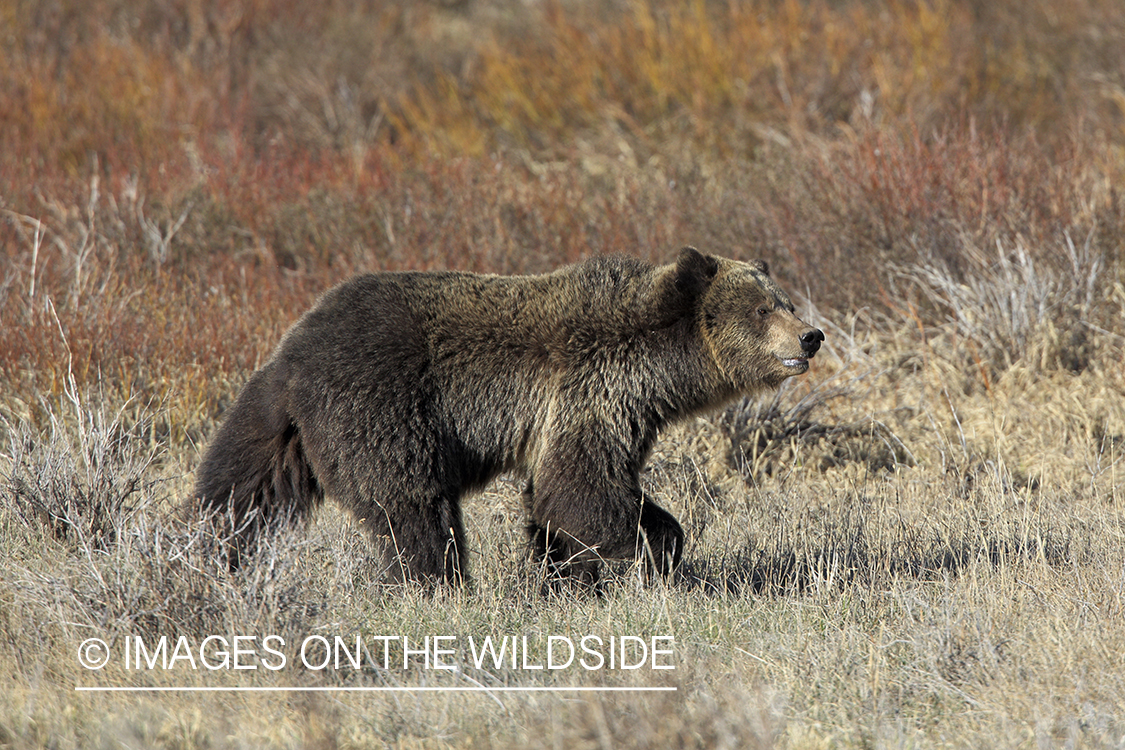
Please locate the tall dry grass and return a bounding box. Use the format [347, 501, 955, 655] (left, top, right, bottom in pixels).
[3, 275, 1122, 746]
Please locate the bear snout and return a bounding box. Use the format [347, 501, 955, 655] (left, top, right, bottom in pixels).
[800, 328, 825, 356]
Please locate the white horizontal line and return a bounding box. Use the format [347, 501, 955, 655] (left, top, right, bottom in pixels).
[75, 686, 677, 693]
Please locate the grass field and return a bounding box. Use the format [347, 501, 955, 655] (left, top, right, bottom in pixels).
[2, 0, 1124, 746]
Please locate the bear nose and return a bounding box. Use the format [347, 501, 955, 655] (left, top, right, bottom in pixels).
[800, 328, 824, 356]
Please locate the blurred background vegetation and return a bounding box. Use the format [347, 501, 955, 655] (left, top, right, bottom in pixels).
[3, 0, 1123, 427]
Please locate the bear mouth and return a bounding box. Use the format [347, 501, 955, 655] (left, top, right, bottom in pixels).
[778, 356, 809, 369]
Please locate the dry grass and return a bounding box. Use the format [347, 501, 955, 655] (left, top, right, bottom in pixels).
[2, 307, 1123, 747]
[2, 0, 1125, 746]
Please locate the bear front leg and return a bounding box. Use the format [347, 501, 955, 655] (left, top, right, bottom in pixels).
[528, 466, 684, 585]
[522, 480, 599, 587]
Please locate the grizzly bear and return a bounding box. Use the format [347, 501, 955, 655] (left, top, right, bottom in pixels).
[194, 247, 823, 586]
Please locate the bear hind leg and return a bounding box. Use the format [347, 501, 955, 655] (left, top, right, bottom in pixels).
[195, 415, 322, 570]
[637, 499, 684, 578]
[355, 492, 468, 587]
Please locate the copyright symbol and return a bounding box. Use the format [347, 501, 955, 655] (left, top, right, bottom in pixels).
[78, 638, 110, 670]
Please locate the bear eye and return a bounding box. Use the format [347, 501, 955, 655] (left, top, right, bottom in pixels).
[756, 305, 771, 317]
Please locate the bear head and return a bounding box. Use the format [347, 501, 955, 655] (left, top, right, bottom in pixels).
[664, 247, 825, 393]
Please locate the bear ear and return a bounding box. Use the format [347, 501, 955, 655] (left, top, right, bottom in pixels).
[749, 259, 770, 276]
[675, 246, 719, 288]
[657, 247, 718, 318]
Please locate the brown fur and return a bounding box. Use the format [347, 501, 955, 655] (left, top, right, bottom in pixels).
[193, 248, 823, 586]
